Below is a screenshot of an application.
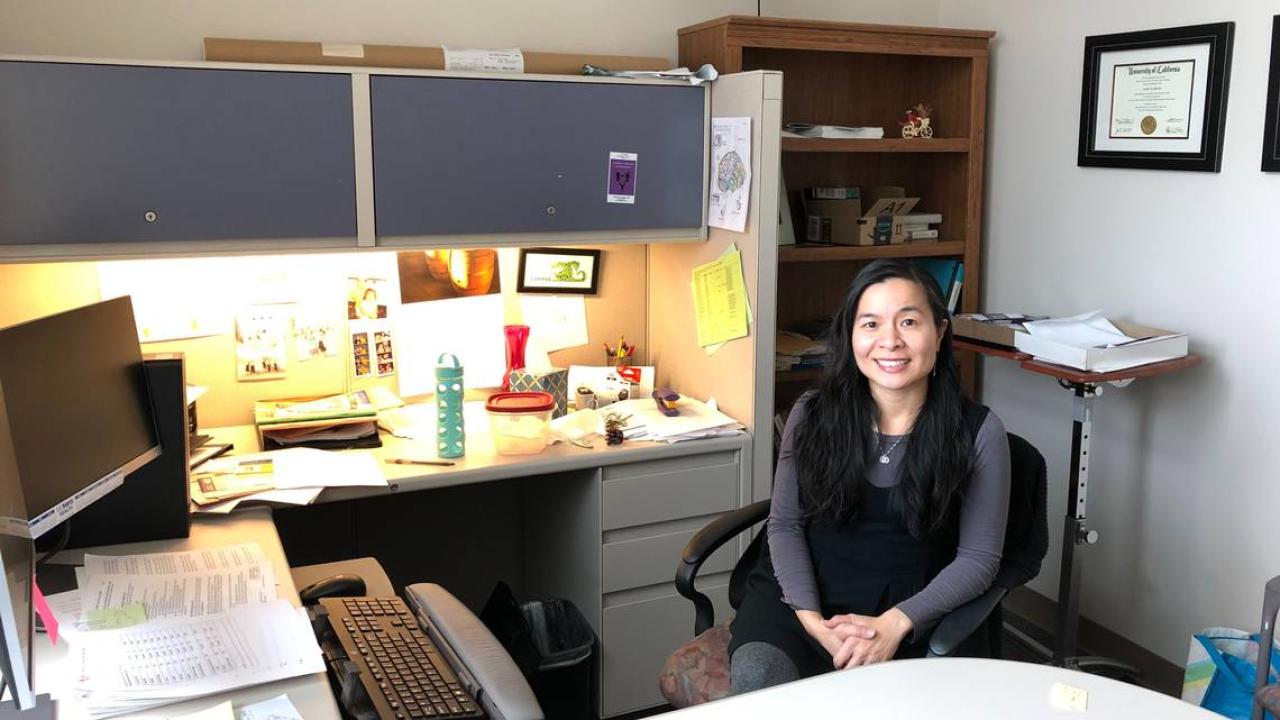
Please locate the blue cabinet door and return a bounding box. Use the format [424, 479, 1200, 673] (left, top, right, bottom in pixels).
[0, 62, 357, 245]
[371, 76, 705, 238]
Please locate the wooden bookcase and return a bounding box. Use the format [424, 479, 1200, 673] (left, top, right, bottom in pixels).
[679, 16, 993, 407]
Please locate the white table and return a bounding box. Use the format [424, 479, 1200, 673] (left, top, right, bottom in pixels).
[667, 658, 1215, 719]
[32, 508, 342, 719]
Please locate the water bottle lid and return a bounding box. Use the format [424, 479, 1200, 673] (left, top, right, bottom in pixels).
[436, 352, 463, 380]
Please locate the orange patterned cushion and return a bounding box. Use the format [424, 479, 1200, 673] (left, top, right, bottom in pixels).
[1259, 682, 1280, 713]
[658, 620, 733, 708]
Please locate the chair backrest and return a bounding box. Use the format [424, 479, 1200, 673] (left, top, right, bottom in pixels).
[997, 433, 1049, 589]
[728, 431, 1048, 612]
[728, 525, 767, 611]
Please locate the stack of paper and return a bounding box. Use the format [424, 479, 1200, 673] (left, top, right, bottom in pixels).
[191, 447, 387, 514]
[775, 331, 827, 371]
[783, 123, 884, 139]
[45, 543, 324, 718]
[603, 397, 745, 443]
[72, 600, 323, 718]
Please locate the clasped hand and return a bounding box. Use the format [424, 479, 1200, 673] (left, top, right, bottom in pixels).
[803, 608, 913, 670]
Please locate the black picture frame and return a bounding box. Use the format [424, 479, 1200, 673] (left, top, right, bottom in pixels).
[1263, 16, 1280, 171]
[516, 247, 602, 295]
[1078, 22, 1234, 172]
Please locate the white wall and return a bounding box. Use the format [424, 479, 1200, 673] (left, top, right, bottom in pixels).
[938, 0, 1280, 664]
[0, 0, 940, 63]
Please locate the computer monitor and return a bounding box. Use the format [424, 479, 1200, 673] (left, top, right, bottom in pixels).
[0, 383, 35, 711]
[0, 297, 160, 540]
[0, 297, 159, 712]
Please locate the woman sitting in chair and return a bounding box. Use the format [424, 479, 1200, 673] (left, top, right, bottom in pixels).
[730, 259, 1011, 692]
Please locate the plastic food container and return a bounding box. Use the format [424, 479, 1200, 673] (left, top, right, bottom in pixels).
[485, 391, 555, 455]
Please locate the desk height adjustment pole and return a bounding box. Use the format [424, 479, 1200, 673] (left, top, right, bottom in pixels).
[1053, 380, 1139, 680]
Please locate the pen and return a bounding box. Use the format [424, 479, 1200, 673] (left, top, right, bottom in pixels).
[385, 458, 456, 467]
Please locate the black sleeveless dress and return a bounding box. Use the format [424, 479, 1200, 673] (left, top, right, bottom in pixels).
[727, 403, 989, 677]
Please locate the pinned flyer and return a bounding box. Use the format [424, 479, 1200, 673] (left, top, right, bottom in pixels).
[607, 152, 638, 204]
[709, 117, 752, 232]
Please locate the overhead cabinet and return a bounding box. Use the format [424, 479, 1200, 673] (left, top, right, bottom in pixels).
[369, 76, 706, 241]
[0, 61, 357, 249]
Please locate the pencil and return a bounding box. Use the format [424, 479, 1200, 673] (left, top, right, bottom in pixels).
[385, 458, 456, 467]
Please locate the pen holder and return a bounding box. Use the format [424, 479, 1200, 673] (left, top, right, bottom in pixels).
[435, 353, 465, 458]
[605, 350, 633, 370]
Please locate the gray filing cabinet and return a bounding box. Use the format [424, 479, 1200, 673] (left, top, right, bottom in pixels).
[598, 451, 740, 716]
[0, 61, 357, 247]
[370, 76, 706, 240]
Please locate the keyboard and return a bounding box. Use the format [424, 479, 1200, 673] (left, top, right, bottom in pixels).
[320, 596, 483, 720]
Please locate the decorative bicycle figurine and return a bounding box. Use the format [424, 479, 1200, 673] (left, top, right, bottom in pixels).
[900, 103, 934, 138]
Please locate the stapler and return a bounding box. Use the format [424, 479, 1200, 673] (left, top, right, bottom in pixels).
[652, 388, 680, 417]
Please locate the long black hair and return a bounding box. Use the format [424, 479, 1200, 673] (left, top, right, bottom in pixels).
[792, 259, 972, 537]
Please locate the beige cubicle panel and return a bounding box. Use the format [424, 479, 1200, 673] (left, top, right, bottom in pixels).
[648, 70, 782, 504]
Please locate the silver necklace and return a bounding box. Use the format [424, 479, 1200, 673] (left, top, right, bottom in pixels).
[876, 433, 909, 464]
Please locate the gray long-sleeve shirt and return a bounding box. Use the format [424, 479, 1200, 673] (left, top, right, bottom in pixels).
[767, 397, 1011, 635]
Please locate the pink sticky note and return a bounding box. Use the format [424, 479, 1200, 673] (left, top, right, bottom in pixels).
[31, 579, 57, 646]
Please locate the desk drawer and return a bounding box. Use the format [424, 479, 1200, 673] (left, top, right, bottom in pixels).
[602, 528, 736, 593]
[602, 451, 739, 530]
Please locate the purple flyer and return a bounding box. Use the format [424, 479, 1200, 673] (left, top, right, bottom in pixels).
[607, 152, 637, 204]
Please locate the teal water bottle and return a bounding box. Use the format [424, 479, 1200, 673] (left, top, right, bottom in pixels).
[436, 353, 465, 458]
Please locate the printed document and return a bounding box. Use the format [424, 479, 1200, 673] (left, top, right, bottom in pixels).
[80, 543, 275, 620]
[708, 117, 752, 232]
[691, 249, 750, 347]
[72, 600, 323, 719]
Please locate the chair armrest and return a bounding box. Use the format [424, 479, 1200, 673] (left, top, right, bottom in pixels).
[676, 500, 770, 637]
[927, 586, 1007, 658]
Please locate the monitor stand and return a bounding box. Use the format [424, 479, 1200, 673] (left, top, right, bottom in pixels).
[0, 696, 53, 719]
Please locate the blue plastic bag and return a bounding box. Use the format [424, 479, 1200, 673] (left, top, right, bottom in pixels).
[1182, 627, 1280, 719]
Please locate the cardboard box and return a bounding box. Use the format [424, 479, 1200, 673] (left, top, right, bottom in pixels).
[805, 198, 863, 245]
[855, 186, 921, 246]
[508, 368, 569, 418]
[1013, 319, 1188, 372]
[205, 38, 670, 75]
[952, 313, 1042, 348]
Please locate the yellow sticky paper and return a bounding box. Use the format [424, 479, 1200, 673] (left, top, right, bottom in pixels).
[691, 249, 750, 348]
[86, 603, 148, 630]
[1049, 682, 1088, 711]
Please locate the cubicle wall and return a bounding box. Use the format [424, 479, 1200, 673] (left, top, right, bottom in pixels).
[648, 70, 782, 506]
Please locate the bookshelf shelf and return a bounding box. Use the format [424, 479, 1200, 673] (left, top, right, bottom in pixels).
[680, 15, 991, 408]
[781, 137, 970, 153]
[776, 368, 823, 384]
[779, 240, 965, 263]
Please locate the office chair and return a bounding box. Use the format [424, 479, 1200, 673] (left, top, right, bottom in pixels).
[658, 433, 1049, 708]
[1254, 574, 1280, 720]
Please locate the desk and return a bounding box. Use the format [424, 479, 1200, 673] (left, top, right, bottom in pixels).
[34, 509, 341, 719]
[666, 658, 1216, 718]
[209, 411, 754, 717]
[958, 339, 1202, 674]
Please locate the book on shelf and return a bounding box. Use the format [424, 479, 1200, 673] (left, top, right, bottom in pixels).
[903, 229, 938, 241]
[783, 123, 885, 139]
[897, 212, 942, 226]
[912, 259, 964, 314]
[804, 187, 861, 201]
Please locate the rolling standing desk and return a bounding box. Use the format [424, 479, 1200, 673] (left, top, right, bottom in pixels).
[957, 338, 1201, 676]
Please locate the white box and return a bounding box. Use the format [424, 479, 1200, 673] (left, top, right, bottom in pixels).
[1013, 319, 1188, 372]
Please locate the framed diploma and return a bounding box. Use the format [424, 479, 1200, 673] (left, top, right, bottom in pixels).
[1262, 17, 1280, 172]
[1078, 22, 1234, 172]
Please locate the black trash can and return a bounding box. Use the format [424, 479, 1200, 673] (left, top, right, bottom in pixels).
[482, 582, 596, 719]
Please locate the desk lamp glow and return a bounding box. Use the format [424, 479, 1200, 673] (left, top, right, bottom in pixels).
[0, 297, 161, 716]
